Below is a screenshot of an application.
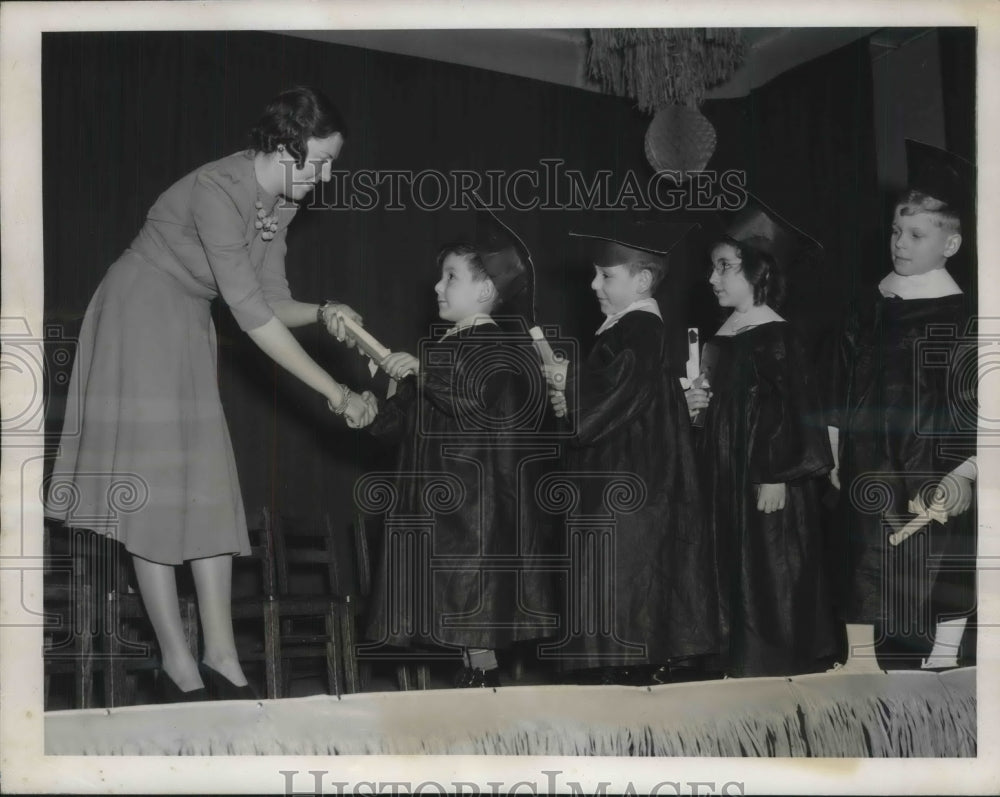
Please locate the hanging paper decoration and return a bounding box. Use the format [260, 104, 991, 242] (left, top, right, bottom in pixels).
[644, 104, 718, 180]
[587, 28, 747, 111]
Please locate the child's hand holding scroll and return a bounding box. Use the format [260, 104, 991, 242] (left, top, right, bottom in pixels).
[380, 351, 419, 380]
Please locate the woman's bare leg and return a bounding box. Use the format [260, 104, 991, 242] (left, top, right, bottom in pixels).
[191, 554, 248, 686]
[131, 556, 204, 691]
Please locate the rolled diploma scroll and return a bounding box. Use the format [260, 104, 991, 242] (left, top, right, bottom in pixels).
[344, 316, 565, 389]
[679, 327, 700, 390]
[340, 314, 392, 363]
[529, 326, 567, 390]
[888, 498, 947, 546]
[888, 513, 933, 546]
[340, 315, 402, 393]
[686, 328, 700, 383]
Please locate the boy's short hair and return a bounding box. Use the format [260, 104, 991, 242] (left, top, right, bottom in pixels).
[895, 189, 962, 235]
[623, 259, 666, 293]
[436, 241, 501, 310]
[437, 241, 484, 275]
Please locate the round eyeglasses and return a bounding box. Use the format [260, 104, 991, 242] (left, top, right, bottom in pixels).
[710, 260, 742, 276]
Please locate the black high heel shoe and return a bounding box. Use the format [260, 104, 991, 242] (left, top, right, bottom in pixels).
[155, 671, 209, 704]
[199, 662, 259, 700]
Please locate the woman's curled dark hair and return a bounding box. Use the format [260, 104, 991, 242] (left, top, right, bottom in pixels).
[249, 86, 347, 168]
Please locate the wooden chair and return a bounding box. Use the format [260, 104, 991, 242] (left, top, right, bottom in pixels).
[270, 510, 345, 697]
[43, 524, 98, 709]
[349, 513, 430, 692]
[43, 523, 200, 709]
[340, 513, 370, 694]
[229, 508, 282, 699]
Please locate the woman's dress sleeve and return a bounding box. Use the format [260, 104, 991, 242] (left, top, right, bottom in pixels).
[190, 171, 275, 331]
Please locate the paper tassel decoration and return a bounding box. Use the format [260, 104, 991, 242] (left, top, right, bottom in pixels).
[587, 28, 747, 111]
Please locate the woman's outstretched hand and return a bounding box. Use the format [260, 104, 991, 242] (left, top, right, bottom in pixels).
[329, 389, 378, 428]
[321, 302, 363, 350]
[380, 351, 419, 380]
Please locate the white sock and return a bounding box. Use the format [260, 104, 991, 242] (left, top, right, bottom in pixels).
[845, 623, 877, 662]
[924, 618, 968, 666]
[827, 623, 883, 672]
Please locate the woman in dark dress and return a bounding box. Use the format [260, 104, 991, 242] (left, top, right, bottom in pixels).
[686, 233, 836, 677]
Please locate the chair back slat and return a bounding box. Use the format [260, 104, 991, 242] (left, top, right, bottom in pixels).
[352, 513, 372, 598]
[240, 506, 278, 599]
[273, 513, 341, 597]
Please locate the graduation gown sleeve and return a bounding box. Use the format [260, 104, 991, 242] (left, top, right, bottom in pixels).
[748, 325, 834, 484]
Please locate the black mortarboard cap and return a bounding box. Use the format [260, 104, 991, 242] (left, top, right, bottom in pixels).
[471, 194, 536, 325]
[569, 220, 699, 271]
[724, 191, 823, 270]
[905, 139, 975, 218]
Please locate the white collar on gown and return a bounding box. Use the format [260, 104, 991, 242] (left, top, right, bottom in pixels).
[878, 268, 962, 300]
[595, 297, 662, 336]
[440, 312, 497, 340]
[716, 304, 784, 337]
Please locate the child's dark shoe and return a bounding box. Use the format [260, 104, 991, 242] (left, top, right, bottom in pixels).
[454, 666, 501, 688]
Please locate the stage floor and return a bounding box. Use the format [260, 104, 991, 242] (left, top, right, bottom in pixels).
[44, 667, 975, 756]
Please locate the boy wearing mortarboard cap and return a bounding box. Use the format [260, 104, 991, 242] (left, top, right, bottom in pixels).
[830, 140, 977, 672]
[551, 221, 721, 685]
[363, 204, 558, 688]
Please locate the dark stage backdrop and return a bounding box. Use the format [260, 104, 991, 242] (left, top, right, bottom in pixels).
[938, 26, 978, 297]
[42, 30, 882, 555]
[701, 37, 881, 360]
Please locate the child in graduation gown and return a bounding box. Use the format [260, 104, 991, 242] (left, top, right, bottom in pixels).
[363, 210, 558, 688]
[829, 141, 977, 671]
[686, 197, 837, 678]
[550, 224, 720, 685]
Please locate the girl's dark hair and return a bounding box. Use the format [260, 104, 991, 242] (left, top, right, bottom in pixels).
[712, 234, 786, 309]
[249, 86, 347, 168]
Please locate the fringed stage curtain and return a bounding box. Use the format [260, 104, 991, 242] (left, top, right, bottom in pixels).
[45, 668, 974, 757]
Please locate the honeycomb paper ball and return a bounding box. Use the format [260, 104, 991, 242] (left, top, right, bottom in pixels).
[644, 105, 717, 181]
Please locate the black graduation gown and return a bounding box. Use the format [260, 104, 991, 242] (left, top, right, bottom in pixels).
[835, 292, 976, 651]
[555, 311, 720, 670]
[698, 321, 836, 677]
[363, 322, 559, 652]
